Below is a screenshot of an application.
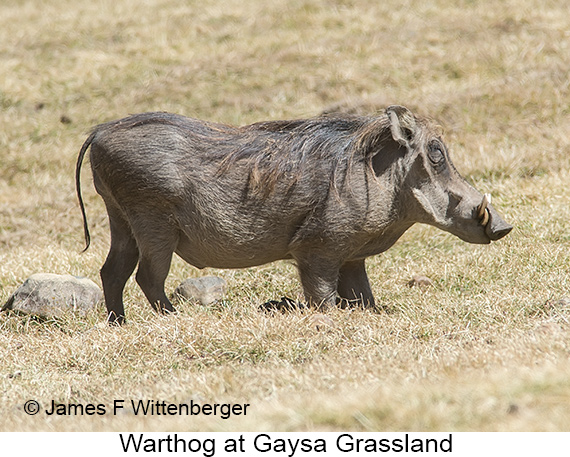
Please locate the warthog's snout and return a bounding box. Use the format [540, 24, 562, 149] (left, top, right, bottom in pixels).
[476, 194, 513, 241]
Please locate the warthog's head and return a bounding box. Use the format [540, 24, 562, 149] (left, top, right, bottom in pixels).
[386, 105, 512, 244]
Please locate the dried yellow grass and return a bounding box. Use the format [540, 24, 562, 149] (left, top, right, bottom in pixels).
[1, 0, 569, 432]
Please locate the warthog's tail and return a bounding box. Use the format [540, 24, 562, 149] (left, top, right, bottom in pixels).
[76, 131, 96, 252]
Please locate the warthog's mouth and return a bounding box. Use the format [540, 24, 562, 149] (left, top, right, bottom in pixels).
[476, 193, 513, 241]
[477, 193, 491, 227]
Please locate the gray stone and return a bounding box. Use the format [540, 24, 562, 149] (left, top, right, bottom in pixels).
[174, 276, 227, 305]
[2, 273, 102, 318]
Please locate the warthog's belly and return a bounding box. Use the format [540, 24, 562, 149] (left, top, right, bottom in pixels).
[174, 231, 294, 269]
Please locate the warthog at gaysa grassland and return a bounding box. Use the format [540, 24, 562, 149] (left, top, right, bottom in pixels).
[76, 106, 512, 324]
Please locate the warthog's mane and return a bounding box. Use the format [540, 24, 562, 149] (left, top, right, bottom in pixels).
[98, 111, 432, 196]
[222, 114, 394, 195]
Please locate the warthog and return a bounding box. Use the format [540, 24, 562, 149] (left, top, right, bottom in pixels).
[76, 106, 512, 324]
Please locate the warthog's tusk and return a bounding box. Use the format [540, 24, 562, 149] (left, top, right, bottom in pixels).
[477, 193, 491, 226]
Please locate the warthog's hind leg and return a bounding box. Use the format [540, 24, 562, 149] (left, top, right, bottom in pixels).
[100, 204, 139, 325]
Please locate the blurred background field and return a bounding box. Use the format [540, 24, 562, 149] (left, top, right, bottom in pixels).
[0, 0, 569, 431]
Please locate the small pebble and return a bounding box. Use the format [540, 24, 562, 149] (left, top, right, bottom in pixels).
[407, 275, 434, 288]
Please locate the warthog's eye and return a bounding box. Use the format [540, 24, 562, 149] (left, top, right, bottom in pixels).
[427, 141, 445, 166]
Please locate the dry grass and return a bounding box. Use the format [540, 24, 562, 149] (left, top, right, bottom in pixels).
[1, 0, 569, 432]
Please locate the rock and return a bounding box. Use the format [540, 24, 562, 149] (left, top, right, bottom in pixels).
[2, 273, 102, 318]
[407, 275, 434, 288]
[174, 276, 227, 305]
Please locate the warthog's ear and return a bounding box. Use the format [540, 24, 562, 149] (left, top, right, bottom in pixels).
[386, 105, 417, 148]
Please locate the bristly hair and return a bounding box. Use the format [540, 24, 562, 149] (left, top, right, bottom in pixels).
[215, 113, 396, 197]
[91, 111, 418, 198]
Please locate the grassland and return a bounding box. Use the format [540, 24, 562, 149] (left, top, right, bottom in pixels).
[1, 0, 569, 432]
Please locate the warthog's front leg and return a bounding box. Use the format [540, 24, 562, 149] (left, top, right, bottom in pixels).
[337, 259, 375, 308]
[295, 254, 340, 309]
